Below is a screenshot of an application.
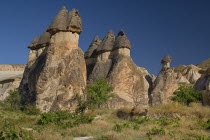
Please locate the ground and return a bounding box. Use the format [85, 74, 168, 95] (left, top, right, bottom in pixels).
[0, 102, 210, 140]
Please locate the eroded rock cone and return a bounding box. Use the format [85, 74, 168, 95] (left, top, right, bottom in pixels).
[88, 31, 115, 82]
[20, 7, 86, 112]
[151, 55, 178, 106]
[85, 36, 102, 79]
[106, 31, 150, 109]
[194, 68, 210, 106]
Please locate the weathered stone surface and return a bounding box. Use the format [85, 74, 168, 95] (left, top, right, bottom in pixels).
[0, 67, 24, 101]
[47, 6, 68, 35]
[20, 7, 86, 112]
[87, 30, 151, 110]
[176, 72, 190, 83]
[194, 68, 210, 106]
[0, 65, 25, 71]
[85, 37, 103, 80]
[47, 7, 82, 35]
[151, 55, 178, 106]
[106, 55, 150, 109]
[96, 31, 115, 54]
[21, 32, 86, 112]
[67, 9, 82, 34]
[113, 30, 131, 50]
[174, 64, 201, 83]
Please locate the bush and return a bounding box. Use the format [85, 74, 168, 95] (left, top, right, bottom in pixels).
[146, 127, 165, 136]
[77, 79, 114, 113]
[21, 104, 40, 115]
[171, 83, 202, 105]
[4, 89, 21, 111]
[0, 120, 36, 140]
[131, 116, 149, 124]
[37, 111, 94, 128]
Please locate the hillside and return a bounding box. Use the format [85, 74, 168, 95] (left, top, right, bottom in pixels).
[197, 58, 210, 69]
[0, 102, 210, 140]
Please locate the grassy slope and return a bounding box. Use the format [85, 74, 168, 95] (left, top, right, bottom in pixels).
[0, 103, 210, 140]
[197, 58, 210, 69]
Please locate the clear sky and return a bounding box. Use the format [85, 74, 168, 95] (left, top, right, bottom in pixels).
[0, 0, 209, 75]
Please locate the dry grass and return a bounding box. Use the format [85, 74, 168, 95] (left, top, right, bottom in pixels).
[0, 102, 210, 140]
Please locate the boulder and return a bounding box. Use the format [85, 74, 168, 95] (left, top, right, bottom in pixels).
[151, 55, 179, 106]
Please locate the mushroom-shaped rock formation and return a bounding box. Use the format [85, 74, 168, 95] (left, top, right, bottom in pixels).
[111, 30, 131, 57]
[67, 9, 82, 34]
[96, 31, 115, 55]
[47, 6, 68, 35]
[19, 7, 86, 112]
[85, 36, 102, 79]
[161, 55, 172, 70]
[194, 68, 210, 106]
[150, 55, 178, 106]
[85, 36, 101, 59]
[88, 31, 115, 82]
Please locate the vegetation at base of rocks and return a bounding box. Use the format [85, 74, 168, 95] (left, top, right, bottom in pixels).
[146, 127, 165, 136]
[2, 89, 40, 115]
[0, 120, 36, 140]
[37, 111, 94, 128]
[76, 79, 114, 113]
[171, 83, 202, 105]
[0, 101, 210, 139]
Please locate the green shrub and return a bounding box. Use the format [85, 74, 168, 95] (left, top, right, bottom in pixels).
[77, 79, 114, 113]
[131, 116, 149, 124]
[155, 117, 180, 126]
[4, 89, 21, 111]
[113, 124, 123, 133]
[171, 83, 202, 105]
[0, 120, 36, 140]
[37, 111, 94, 128]
[22, 104, 40, 115]
[146, 127, 165, 136]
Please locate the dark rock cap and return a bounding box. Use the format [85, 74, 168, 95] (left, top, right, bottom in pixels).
[47, 6, 69, 35]
[113, 30, 131, 50]
[28, 31, 51, 50]
[96, 30, 115, 54]
[85, 36, 102, 59]
[199, 68, 210, 74]
[47, 7, 82, 35]
[28, 36, 40, 49]
[67, 9, 82, 34]
[161, 55, 172, 64]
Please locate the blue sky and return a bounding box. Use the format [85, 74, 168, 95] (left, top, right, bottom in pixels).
[0, 0, 210, 75]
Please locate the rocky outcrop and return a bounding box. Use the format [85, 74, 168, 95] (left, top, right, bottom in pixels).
[86, 30, 151, 109]
[174, 65, 201, 83]
[0, 65, 25, 71]
[19, 7, 86, 112]
[85, 36, 102, 79]
[0, 65, 24, 100]
[194, 68, 210, 106]
[150, 55, 179, 106]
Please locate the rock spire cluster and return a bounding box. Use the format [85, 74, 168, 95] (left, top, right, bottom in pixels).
[19, 7, 86, 112]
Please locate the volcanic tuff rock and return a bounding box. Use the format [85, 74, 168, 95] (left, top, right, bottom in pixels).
[19, 7, 86, 112]
[194, 68, 210, 106]
[174, 64, 201, 83]
[0, 65, 24, 100]
[150, 55, 179, 106]
[85, 30, 151, 109]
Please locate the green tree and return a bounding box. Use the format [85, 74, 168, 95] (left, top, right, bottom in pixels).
[171, 83, 202, 105]
[5, 89, 21, 110]
[77, 79, 114, 113]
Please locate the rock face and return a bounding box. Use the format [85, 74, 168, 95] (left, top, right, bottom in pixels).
[194, 68, 210, 106]
[85, 30, 151, 109]
[0, 65, 24, 101]
[150, 55, 178, 106]
[174, 65, 201, 83]
[19, 7, 86, 112]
